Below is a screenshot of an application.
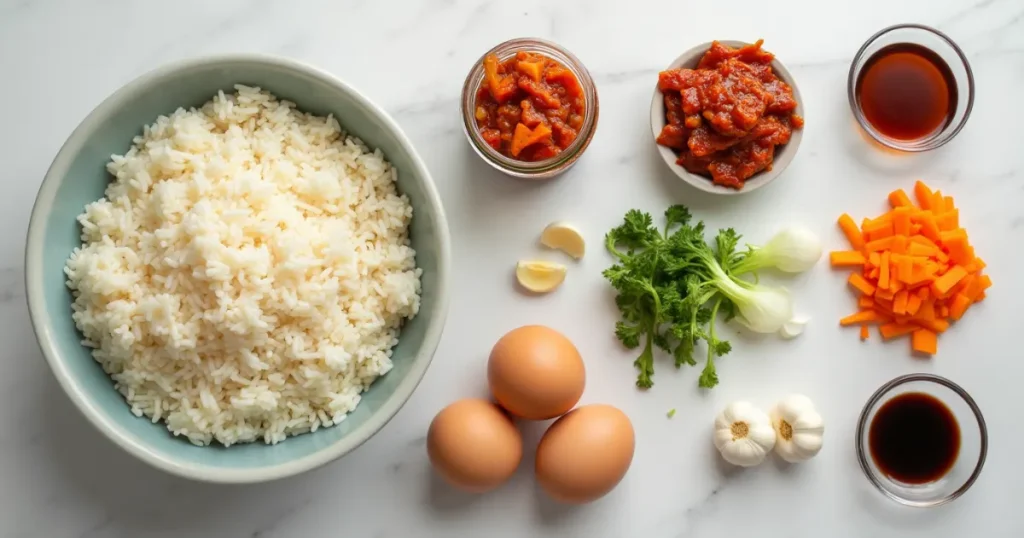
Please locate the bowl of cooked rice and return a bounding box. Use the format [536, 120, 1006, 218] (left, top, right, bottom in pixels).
[26, 54, 451, 483]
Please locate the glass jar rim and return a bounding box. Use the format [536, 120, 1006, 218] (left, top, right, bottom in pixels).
[460, 38, 599, 178]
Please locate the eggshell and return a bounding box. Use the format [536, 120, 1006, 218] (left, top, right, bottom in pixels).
[488, 325, 585, 420]
[427, 399, 523, 493]
[535, 404, 635, 504]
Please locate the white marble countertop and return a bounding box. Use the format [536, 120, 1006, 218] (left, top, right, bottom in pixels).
[2, 0, 1023, 536]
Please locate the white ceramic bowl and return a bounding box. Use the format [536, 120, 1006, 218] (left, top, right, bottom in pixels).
[650, 40, 804, 195]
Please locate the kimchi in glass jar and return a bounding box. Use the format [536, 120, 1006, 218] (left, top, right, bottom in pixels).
[462, 38, 599, 179]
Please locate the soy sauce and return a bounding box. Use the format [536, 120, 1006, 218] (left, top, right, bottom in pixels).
[855, 43, 957, 141]
[869, 392, 960, 484]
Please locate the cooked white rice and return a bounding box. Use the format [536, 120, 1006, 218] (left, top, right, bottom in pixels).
[64, 85, 422, 446]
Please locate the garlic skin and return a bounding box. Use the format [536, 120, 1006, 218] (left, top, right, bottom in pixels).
[713, 401, 776, 467]
[770, 394, 825, 463]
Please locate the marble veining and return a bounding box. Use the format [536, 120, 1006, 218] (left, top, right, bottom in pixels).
[2, 0, 1024, 536]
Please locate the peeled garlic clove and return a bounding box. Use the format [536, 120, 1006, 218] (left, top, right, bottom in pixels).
[540, 222, 586, 260]
[779, 315, 810, 339]
[516, 261, 567, 293]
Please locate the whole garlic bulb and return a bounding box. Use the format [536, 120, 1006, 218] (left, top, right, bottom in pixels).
[713, 401, 776, 467]
[770, 394, 824, 463]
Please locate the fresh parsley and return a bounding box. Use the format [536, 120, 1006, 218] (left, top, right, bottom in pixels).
[603, 205, 747, 389]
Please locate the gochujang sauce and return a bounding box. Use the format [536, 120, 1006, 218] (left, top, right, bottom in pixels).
[868, 392, 960, 484]
[655, 40, 803, 190]
[855, 43, 957, 141]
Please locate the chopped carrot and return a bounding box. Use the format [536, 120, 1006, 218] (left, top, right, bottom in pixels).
[912, 329, 938, 355]
[906, 293, 923, 315]
[516, 59, 545, 82]
[931, 265, 968, 297]
[860, 325, 870, 340]
[897, 255, 914, 283]
[865, 236, 897, 252]
[909, 234, 938, 248]
[831, 181, 990, 355]
[915, 318, 950, 333]
[963, 274, 991, 302]
[841, 310, 888, 326]
[838, 213, 865, 250]
[936, 210, 959, 231]
[893, 290, 909, 315]
[889, 189, 913, 208]
[880, 323, 917, 340]
[893, 207, 911, 235]
[864, 220, 894, 241]
[878, 252, 891, 289]
[914, 181, 934, 209]
[848, 273, 876, 296]
[509, 123, 553, 157]
[915, 212, 941, 242]
[830, 251, 866, 266]
[890, 235, 907, 255]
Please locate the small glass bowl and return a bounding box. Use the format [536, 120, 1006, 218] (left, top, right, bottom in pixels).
[856, 374, 987, 507]
[847, 24, 975, 152]
[460, 38, 599, 180]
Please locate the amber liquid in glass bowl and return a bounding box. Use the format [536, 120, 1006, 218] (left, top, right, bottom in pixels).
[855, 43, 957, 141]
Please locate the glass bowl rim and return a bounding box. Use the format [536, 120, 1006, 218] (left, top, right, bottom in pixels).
[855, 373, 988, 507]
[846, 23, 976, 153]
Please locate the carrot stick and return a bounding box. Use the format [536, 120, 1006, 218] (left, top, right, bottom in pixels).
[848, 273, 876, 296]
[860, 325, 870, 340]
[932, 265, 968, 297]
[878, 252, 891, 290]
[840, 310, 888, 326]
[906, 293, 923, 315]
[864, 221, 894, 241]
[915, 318, 950, 333]
[912, 329, 938, 355]
[880, 323, 917, 340]
[914, 181, 934, 209]
[893, 290, 909, 315]
[865, 236, 897, 253]
[936, 210, 959, 231]
[838, 214, 865, 250]
[893, 207, 911, 236]
[830, 251, 866, 266]
[889, 189, 913, 208]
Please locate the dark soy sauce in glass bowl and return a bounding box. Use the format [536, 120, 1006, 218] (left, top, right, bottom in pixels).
[869, 392, 961, 484]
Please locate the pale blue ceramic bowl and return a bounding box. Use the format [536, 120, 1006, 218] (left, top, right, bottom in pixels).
[25, 55, 451, 483]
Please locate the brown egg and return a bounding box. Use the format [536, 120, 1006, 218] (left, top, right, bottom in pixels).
[427, 398, 523, 493]
[535, 404, 635, 504]
[488, 325, 585, 420]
